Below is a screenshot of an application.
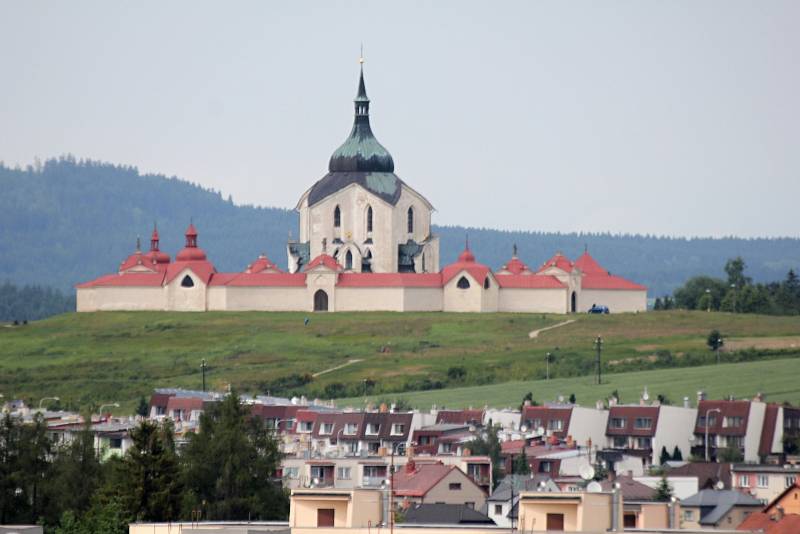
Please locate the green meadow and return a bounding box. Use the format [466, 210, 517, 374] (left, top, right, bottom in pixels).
[1, 310, 799, 413]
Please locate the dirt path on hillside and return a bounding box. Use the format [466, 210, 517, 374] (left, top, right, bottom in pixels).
[529, 319, 576, 339]
[312, 358, 363, 377]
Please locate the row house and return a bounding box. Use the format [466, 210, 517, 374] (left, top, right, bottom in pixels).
[411, 423, 475, 455]
[692, 398, 767, 462]
[606, 404, 696, 467]
[520, 404, 608, 447]
[281, 453, 492, 494]
[731, 463, 800, 504]
[290, 410, 414, 457]
[435, 409, 485, 427]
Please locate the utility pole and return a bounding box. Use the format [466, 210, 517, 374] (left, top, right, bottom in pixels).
[545, 352, 551, 381]
[593, 336, 604, 385]
[201, 359, 207, 392]
[390, 450, 395, 534]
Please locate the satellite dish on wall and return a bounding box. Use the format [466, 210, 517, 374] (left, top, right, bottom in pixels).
[586, 481, 602, 493]
[579, 465, 596, 481]
[715, 480, 725, 490]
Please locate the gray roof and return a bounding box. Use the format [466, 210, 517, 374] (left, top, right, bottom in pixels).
[681, 489, 762, 525]
[488, 475, 558, 502]
[403, 504, 495, 525]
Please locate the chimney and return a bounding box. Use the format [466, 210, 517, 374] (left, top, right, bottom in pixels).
[754, 392, 764, 402]
[683, 397, 690, 409]
[596, 400, 604, 410]
[697, 390, 707, 403]
[523, 400, 531, 407]
[405, 459, 416, 473]
[772, 505, 785, 522]
[379, 403, 388, 413]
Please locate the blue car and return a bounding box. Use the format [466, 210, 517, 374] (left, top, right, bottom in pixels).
[588, 304, 609, 314]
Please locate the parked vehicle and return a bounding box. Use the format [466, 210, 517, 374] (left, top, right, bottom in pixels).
[587, 304, 609, 314]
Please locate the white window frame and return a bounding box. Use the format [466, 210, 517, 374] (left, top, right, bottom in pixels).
[757, 475, 768, 488]
[366, 423, 380, 435]
[738, 475, 750, 488]
[344, 423, 358, 435]
[321, 423, 334, 435]
[391, 423, 405, 436]
[337, 467, 351, 480]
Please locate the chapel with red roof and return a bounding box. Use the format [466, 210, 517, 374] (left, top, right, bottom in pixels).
[77, 62, 646, 314]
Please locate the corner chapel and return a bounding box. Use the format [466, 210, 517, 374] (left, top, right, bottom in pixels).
[77, 62, 646, 313]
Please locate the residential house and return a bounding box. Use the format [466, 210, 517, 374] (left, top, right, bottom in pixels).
[599, 475, 679, 530]
[392, 461, 487, 511]
[520, 404, 608, 448]
[516, 489, 623, 532]
[731, 463, 800, 504]
[606, 404, 696, 467]
[737, 479, 800, 533]
[680, 489, 762, 529]
[435, 409, 484, 427]
[692, 398, 768, 462]
[412, 424, 474, 456]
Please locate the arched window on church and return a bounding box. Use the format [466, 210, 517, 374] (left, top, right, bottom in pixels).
[366, 206, 373, 233]
[407, 206, 414, 234]
[484, 277, 490, 289]
[457, 276, 470, 289]
[181, 275, 194, 288]
[345, 250, 353, 270]
[334, 205, 341, 228]
[362, 250, 373, 273]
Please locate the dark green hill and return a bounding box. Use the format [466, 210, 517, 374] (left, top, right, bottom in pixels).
[1, 156, 799, 296]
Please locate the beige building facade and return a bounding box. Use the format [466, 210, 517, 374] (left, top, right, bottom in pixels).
[77, 65, 647, 314]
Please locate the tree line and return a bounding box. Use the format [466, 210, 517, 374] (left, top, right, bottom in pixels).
[0, 392, 287, 533]
[659, 257, 800, 315]
[0, 281, 75, 322]
[2, 156, 800, 297]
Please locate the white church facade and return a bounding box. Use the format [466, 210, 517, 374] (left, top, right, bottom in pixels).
[77, 65, 646, 314]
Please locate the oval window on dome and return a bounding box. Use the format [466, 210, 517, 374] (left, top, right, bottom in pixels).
[181, 275, 195, 288]
[457, 276, 470, 289]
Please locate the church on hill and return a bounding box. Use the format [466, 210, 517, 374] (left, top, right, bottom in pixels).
[76, 62, 646, 314]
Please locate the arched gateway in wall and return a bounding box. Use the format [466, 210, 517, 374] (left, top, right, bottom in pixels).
[314, 290, 329, 312]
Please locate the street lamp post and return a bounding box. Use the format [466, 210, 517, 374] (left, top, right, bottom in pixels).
[201, 359, 207, 392]
[38, 396, 60, 410]
[593, 336, 604, 385]
[730, 284, 737, 313]
[704, 408, 722, 462]
[545, 352, 552, 380]
[705, 288, 712, 312]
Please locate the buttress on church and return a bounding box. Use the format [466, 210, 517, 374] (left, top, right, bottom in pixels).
[77, 64, 646, 314]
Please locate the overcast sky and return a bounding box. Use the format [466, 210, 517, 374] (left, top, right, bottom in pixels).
[1, 1, 798, 238]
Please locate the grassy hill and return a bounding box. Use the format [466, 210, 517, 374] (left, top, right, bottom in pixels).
[3, 157, 800, 297]
[2, 310, 800, 413]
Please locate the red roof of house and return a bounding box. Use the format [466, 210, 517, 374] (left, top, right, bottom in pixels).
[305, 253, 342, 272]
[759, 403, 780, 457]
[521, 406, 574, 437]
[166, 397, 205, 413]
[392, 463, 459, 497]
[573, 252, 608, 275]
[495, 274, 564, 289]
[436, 409, 484, 425]
[337, 273, 443, 287]
[607, 406, 660, 437]
[76, 272, 167, 288]
[581, 273, 646, 291]
[694, 400, 751, 436]
[737, 512, 800, 533]
[500, 439, 526, 454]
[441, 248, 492, 286]
[119, 250, 159, 273]
[537, 253, 574, 273]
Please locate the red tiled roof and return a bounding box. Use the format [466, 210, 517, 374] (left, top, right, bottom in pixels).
[165, 260, 217, 285]
[499, 256, 531, 275]
[495, 274, 564, 289]
[246, 254, 282, 274]
[581, 273, 646, 291]
[521, 406, 574, 437]
[500, 439, 526, 453]
[737, 512, 800, 533]
[392, 463, 458, 497]
[436, 409, 484, 425]
[574, 252, 608, 275]
[219, 272, 307, 287]
[441, 248, 491, 286]
[607, 406, 660, 437]
[76, 272, 167, 288]
[337, 273, 443, 287]
[305, 253, 342, 272]
[166, 397, 204, 413]
[695, 400, 750, 436]
[760, 403, 780, 457]
[537, 253, 573, 273]
[119, 251, 159, 273]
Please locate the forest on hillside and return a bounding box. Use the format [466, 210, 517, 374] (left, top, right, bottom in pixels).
[1, 156, 799, 298]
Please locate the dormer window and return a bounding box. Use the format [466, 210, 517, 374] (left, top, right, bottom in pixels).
[366, 423, 380, 435]
[334, 206, 341, 228]
[181, 275, 194, 288]
[457, 276, 470, 289]
[407, 207, 414, 233]
[344, 423, 358, 435]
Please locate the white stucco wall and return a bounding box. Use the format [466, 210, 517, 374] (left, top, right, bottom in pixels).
[165, 270, 207, 311]
[336, 287, 405, 311]
[76, 286, 166, 311]
[497, 288, 567, 314]
[745, 401, 767, 462]
[653, 405, 697, 463]
[568, 407, 609, 447]
[443, 272, 485, 312]
[579, 289, 647, 313]
[219, 287, 310, 311]
[401, 287, 443, 311]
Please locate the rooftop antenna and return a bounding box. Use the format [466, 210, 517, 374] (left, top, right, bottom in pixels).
[135, 235, 141, 252]
[465, 234, 470, 250]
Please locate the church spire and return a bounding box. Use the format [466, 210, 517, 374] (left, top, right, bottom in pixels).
[150, 222, 160, 252]
[354, 56, 369, 116]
